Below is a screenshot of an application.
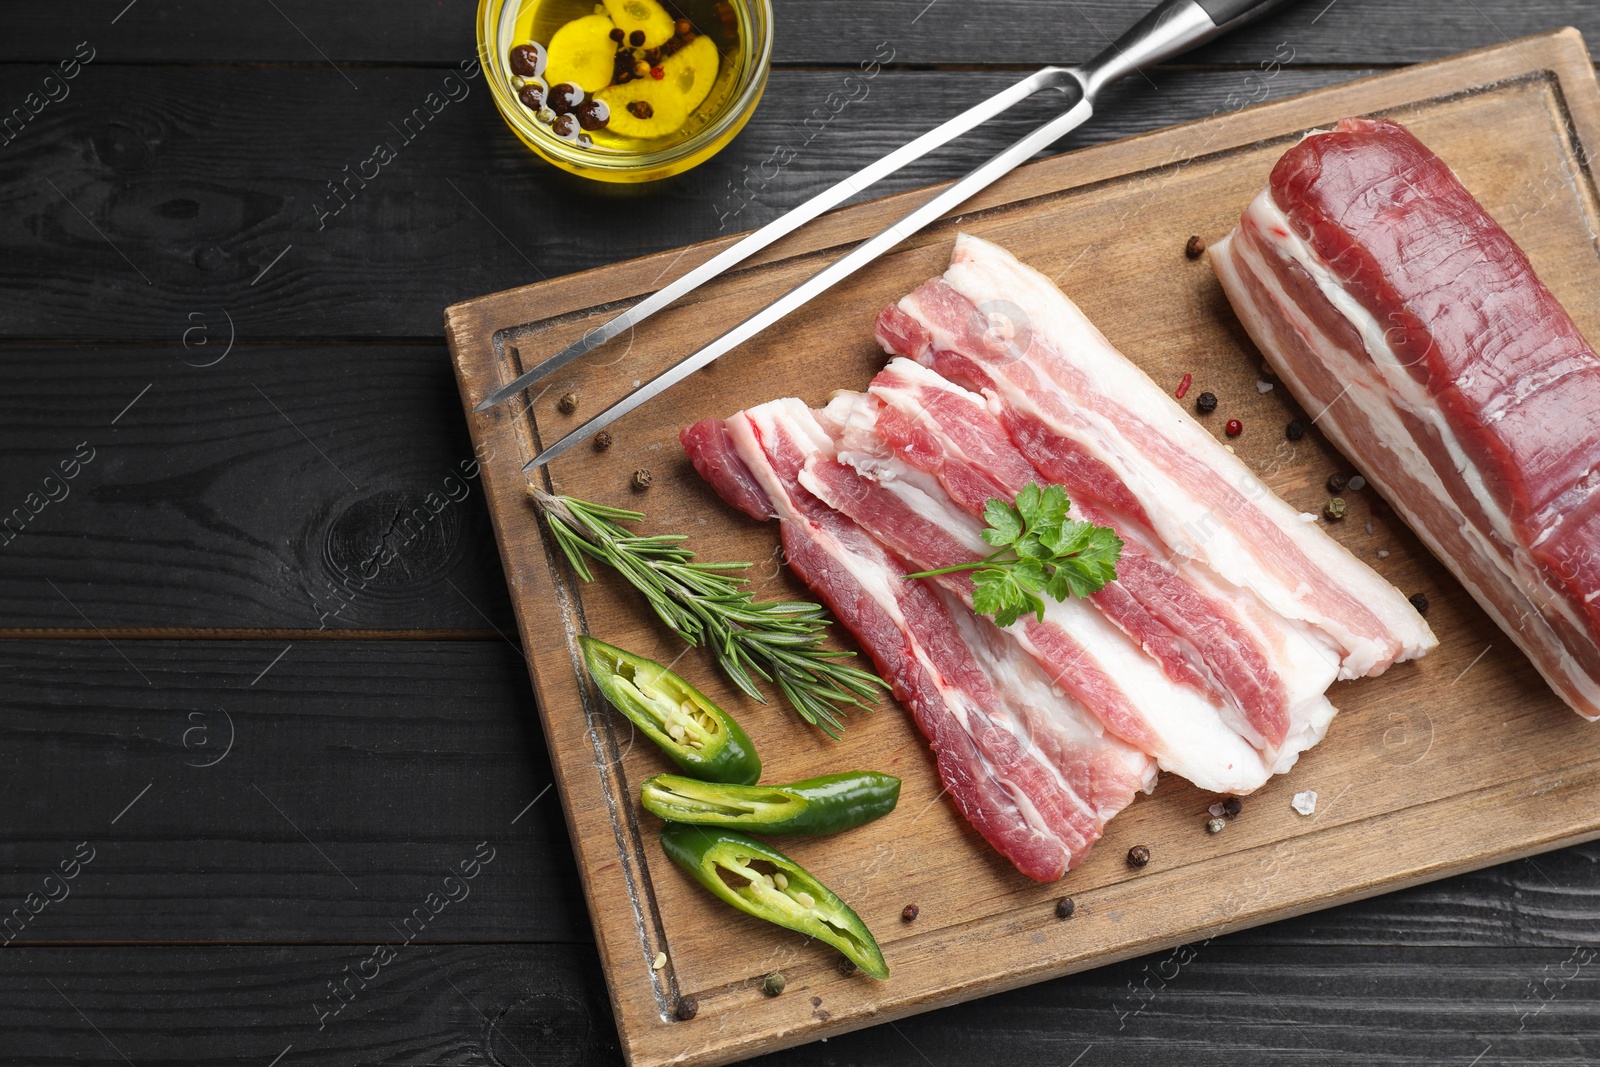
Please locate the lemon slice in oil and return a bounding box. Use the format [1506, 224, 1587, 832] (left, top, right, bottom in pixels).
[662, 35, 719, 114]
[545, 14, 618, 94]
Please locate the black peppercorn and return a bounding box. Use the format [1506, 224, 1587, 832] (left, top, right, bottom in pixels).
[675, 995, 699, 1021]
[629, 29, 646, 46]
[551, 113, 580, 140]
[517, 84, 546, 110]
[627, 99, 654, 120]
[1286, 418, 1305, 441]
[632, 468, 652, 491]
[1055, 897, 1075, 920]
[1326, 471, 1349, 493]
[1195, 391, 1218, 415]
[901, 904, 919, 923]
[1127, 845, 1151, 868]
[1185, 235, 1206, 259]
[1409, 592, 1430, 615]
[1223, 797, 1242, 818]
[558, 391, 578, 413]
[593, 430, 613, 450]
[509, 42, 547, 78]
[836, 955, 857, 977]
[575, 99, 610, 131]
[609, 26, 625, 42]
[548, 81, 585, 115]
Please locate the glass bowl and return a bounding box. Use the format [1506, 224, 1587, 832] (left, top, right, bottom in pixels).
[479, 0, 773, 183]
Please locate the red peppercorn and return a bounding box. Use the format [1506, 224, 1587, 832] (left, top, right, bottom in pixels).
[1174, 373, 1192, 399]
[650, 65, 665, 80]
[1225, 419, 1243, 437]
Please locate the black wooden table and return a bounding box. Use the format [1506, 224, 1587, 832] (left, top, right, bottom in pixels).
[3, 2, 1599, 1064]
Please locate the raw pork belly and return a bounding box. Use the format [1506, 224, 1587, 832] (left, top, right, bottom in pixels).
[682, 403, 1156, 882]
[1211, 116, 1600, 719]
[682, 233, 1434, 880]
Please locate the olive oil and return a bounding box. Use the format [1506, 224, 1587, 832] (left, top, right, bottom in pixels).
[507, 0, 747, 156]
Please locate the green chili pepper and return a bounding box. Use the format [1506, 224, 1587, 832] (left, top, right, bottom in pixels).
[659, 824, 888, 979]
[641, 771, 900, 836]
[580, 637, 761, 785]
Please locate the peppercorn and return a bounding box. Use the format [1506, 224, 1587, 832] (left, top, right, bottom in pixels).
[837, 955, 858, 977]
[1055, 897, 1075, 920]
[675, 18, 692, 34]
[1127, 844, 1151, 868]
[1326, 471, 1349, 493]
[901, 903, 919, 923]
[575, 99, 610, 131]
[761, 972, 786, 997]
[1195, 391, 1218, 415]
[551, 113, 580, 140]
[1286, 418, 1305, 441]
[517, 84, 547, 110]
[635, 58, 650, 77]
[533, 106, 557, 126]
[632, 468, 652, 491]
[650, 65, 665, 80]
[1185, 235, 1206, 259]
[548, 81, 585, 114]
[558, 391, 578, 413]
[593, 430, 613, 450]
[627, 99, 654, 120]
[1409, 592, 1430, 615]
[609, 27, 625, 42]
[1324, 496, 1347, 521]
[509, 42, 547, 78]
[1225, 418, 1243, 437]
[1223, 797, 1242, 818]
[629, 29, 646, 46]
[1206, 817, 1226, 834]
[675, 995, 699, 1021]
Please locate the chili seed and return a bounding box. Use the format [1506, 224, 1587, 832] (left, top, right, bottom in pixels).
[652, 950, 667, 970]
[762, 972, 787, 997]
[627, 99, 655, 120]
[548, 81, 585, 114]
[675, 995, 699, 1021]
[1174, 372, 1192, 399]
[1223, 797, 1242, 818]
[773, 871, 788, 890]
[1185, 234, 1206, 259]
[575, 99, 610, 130]
[629, 29, 646, 46]
[1324, 496, 1348, 521]
[793, 891, 816, 909]
[609, 27, 625, 42]
[1127, 845, 1151, 868]
[1225, 418, 1242, 437]
[1206, 817, 1226, 834]
[1195, 391, 1218, 415]
[650, 65, 665, 80]
[518, 84, 547, 110]
[836, 955, 858, 977]
[509, 42, 547, 78]
[632, 468, 653, 491]
[1286, 418, 1305, 441]
[1409, 592, 1430, 615]
[1326, 471, 1349, 493]
[551, 113, 581, 140]
[558, 391, 578, 413]
[593, 430, 612, 450]
[901, 903, 919, 923]
[1055, 897, 1075, 920]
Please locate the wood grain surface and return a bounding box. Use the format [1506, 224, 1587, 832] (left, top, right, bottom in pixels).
[446, 30, 1600, 1067]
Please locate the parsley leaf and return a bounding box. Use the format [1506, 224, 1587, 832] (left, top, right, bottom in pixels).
[905, 481, 1123, 626]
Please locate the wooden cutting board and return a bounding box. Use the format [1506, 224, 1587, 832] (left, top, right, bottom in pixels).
[445, 30, 1600, 1067]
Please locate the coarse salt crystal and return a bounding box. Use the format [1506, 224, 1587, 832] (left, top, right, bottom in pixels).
[1376, 549, 1390, 559]
[1348, 475, 1367, 491]
[1299, 512, 1318, 523]
[1365, 521, 1374, 535]
[1257, 380, 1274, 393]
[1292, 790, 1318, 815]
[1208, 802, 1227, 818]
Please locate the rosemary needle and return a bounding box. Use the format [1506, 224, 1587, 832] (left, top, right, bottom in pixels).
[531, 489, 884, 738]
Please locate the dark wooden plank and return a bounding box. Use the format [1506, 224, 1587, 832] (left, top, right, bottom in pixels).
[0, 65, 1365, 340]
[0, 639, 590, 944]
[4, 943, 1600, 1065]
[0, 343, 516, 631]
[3, 0, 1595, 66]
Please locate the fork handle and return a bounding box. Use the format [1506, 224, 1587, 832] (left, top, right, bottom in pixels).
[1077, 0, 1299, 99]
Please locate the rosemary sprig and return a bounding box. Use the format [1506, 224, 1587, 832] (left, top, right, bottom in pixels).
[531, 488, 885, 739]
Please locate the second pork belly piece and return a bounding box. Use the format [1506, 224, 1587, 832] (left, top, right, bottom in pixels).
[681, 403, 1155, 881]
[1211, 116, 1600, 719]
[805, 393, 1276, 795]
[877, 232, 1437, 679]
[847, 358, 1343, 768]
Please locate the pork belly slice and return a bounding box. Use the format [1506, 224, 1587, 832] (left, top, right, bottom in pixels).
[801, 401, 1276, 795]
[681, 402, 1155, 881]
[1211, 116, 1600, 718]
[877, 232, 1436, 679]
[849, 360, 1343, 763]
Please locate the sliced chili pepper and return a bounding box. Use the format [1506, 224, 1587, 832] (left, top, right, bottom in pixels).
[659, 824, 888, 979]
[640, 771, 900, 835]
[580, 637, 761, 784]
